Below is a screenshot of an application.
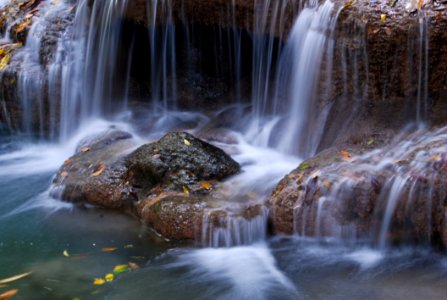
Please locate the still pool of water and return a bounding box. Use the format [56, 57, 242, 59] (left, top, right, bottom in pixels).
[1, 132, 447, 300]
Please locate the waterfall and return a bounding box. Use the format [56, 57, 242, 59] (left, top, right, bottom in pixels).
[201, 206, 269, 247]
[274, 0, 338, 157]
[57, 0, 130, 141]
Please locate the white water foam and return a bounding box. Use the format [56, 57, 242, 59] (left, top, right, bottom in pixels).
[169, 244, 299, 300]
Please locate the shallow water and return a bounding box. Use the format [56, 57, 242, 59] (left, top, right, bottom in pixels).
[1, 120, 447, 300]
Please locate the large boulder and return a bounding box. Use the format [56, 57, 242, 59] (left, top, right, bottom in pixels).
[52, 130, 246, 241]
[268, 127, 447, 248]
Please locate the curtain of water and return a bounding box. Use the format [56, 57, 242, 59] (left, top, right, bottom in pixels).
[273, 0, 338, 157]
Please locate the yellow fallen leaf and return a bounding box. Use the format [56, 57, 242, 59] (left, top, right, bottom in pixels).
[123, 244, 133, 249]
[182, 186, 189, 196]
[0, 53, 10, 71]
[60, 171, 69, 178]
[113, 264, 129, 275]
[0, 272, 32, 284]
[93, 278, 105, 286]
[183, 139, 191, 146]
[104, 274, 114, 282]
[367, 139, 374, 145]
[380, 14, 387, 22]
[0, 289, 18, 300]
[91, 164, 105, 177]
[322, 180, 331, 189]
[81, 147, 90, 153]
[199, 181, 213, 190]
[63, 249, 70, 257]
[101, 247, 117, 252]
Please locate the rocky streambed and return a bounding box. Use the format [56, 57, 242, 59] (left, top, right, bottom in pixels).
[49, 125, 447, 250]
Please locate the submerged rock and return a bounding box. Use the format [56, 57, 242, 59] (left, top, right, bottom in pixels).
[52, 130, 246, 241]
[268, 127, 447, 248]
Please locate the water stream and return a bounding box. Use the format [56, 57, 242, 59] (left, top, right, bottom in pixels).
[0, 0, 444, 299]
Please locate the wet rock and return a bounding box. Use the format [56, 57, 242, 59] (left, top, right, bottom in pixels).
[268, 127, 447, 248]
[139, 193, 208, 240]
[52, 130, 137, 208]
[125, 131, 240, 197]
[53, 131, 245, 241]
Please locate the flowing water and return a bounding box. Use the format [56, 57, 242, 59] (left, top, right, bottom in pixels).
[0, 0, 444, 299]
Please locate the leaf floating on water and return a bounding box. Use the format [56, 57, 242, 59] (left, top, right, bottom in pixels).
[113, 264, 129, 275]
[63, 249, 70, 257]
[60, 171, 69, 178]
[91, 164, 105, 177]
[92, 278, 105, 286]
[183, 139, 191, 146]
[123, 244, 133, 249]
[367, 139, 374, 145]
[0, 272, 32, 284]
[298, 162, 310, 170]
[199, 181, 213, 190]
[0, 289, 18, 300]
[81, 147, 90, 153]
[0, 53, 10, 71]
[182, 186, 190, 196]
[104, 274, 114, 282]
[101, 247, 117, 252]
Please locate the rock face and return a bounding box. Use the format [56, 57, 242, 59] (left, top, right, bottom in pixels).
[52, 131, 242, 241]
[268, 127, 447, 248]
[317, 0, 447, 150]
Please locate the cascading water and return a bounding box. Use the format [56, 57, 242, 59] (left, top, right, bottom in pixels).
[57, 0, 131, 141]
[274, 0, 339, 157]
[1, 0, 447, 299]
